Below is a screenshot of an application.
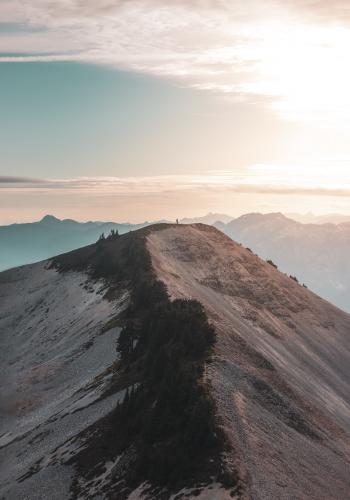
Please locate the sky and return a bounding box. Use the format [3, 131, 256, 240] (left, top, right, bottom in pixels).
[1, 0, 350, 223]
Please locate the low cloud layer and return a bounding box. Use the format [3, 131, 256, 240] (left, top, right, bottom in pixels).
[1, 171, 349, 224]
[0, 176, 41, 183]
[1, 173, 350, 198]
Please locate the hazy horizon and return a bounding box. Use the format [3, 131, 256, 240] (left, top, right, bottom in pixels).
[2, 209, 350, 227]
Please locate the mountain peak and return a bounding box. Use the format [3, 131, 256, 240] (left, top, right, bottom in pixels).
[180, 212, 234, 224]
[40, 214, 60, 224]
[236, 211, 289, 222]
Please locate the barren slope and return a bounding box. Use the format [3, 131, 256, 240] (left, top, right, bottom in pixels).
[0, 229, 232, 499]
[148, 224, 350, 500]
[2, 224, 350, 500]
[0, 261, 128, 499]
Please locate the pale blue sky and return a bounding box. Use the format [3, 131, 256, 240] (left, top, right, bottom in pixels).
[0, 61, 292, 180]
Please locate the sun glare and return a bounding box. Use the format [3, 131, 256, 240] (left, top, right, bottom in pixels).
[237, 21, 350, 128]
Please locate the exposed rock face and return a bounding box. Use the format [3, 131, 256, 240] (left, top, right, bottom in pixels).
[148, 224, 350, 500]
[1, 223, 350, 499]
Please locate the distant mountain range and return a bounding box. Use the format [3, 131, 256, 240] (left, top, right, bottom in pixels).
[180, 212, 234, 224]
[0, 213, 232, 271]
[0, 215, 150, 271]
[215, 212, 350, 312]
[286, 212, 350, 225]
[1, 212, 350, 312]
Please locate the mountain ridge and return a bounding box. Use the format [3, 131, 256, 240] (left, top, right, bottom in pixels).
[147, 224, 350, 498]
[1, 223, 350, 499]
[1, 212, 350, 310]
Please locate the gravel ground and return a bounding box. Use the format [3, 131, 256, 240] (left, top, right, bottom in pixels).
[0, 261, 128, 499]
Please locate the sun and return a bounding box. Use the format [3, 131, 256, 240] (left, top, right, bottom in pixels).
[237, 21, 350, 129]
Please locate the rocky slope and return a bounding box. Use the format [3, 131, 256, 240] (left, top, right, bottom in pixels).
[148, 225, 350, 499]
[1, 223, 350, 499]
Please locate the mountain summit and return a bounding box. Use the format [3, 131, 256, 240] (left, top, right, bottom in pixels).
[1, 224, 350, 499]
[40, 214, 61, 224]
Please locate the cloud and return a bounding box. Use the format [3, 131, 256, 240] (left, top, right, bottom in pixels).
[225, 185, 350, 198]
[2, 0, 350, 126]
[30, 0, 350, 22]
[0, 22, 47, 34]
[2, 172, 349, 224]
[1, 174, 350, 198]
[291, 1, 350, 23]
[0, 176, 43, 183]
